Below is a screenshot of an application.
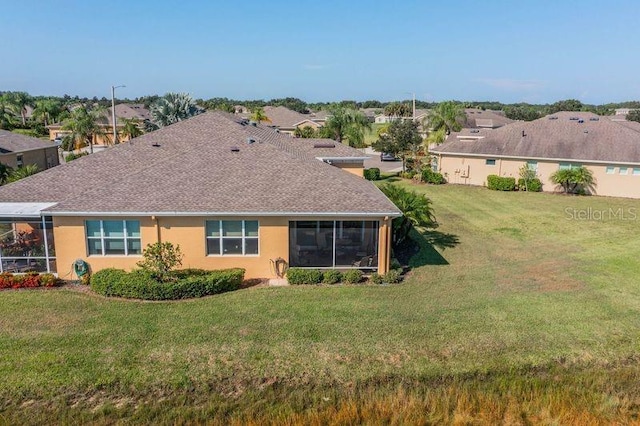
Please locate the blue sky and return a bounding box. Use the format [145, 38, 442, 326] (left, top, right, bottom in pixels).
[2, 0, 639, 104]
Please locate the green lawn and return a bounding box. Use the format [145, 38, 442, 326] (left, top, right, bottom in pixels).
[364, 122, 385, 145]
[2, 182, 640, 423]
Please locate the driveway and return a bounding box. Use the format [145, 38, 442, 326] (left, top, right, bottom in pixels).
[362, 147, 403, 173]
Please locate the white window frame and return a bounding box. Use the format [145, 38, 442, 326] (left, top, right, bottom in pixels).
[485, 159, 496, 166]
[606, 166, 615, 174]
[619, 167, 628, 175]
[205, 220, 259, 256]
[633, 168, 640, 176]
[86, 220, 141, 256]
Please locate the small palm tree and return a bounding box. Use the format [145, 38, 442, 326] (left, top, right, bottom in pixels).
[550, 166, 595, 194]
[120, 118, 144, 141]
[151, 93, 201, 127]
[378, 184, 437, 245]
[250, 107, 271, 124]
[62, 106, 110, 153]
[0, 99, 18, 129]
[3, 92, 32, 126]
[7, 164, 39, 183]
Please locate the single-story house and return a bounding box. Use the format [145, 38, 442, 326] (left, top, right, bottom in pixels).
[261, 106, 323, 135]
[0, 130, 60, 170]
[431, 111, 640, 198]
[0, 112, 399, 278]
[463, 108, 514, 129]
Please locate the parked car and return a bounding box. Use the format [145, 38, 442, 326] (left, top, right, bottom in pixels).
[380, 152, 398, 161]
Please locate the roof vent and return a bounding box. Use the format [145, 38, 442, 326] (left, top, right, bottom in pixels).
[313, 143, 335, 148]
[247, 137, 256, 144]
[589, 117, 599, 121]
[522, 130, 526, 137]
[569, 117, 580, 121]
[470, 129, 480, 133]
[578, 119, 584, 123]
[240, 119, 249, 125]
[231, 146, 240, 152]
[549, 116, 558, 120]
[249, 120, 257, 126]
[584, 130, 589, 133]
[152, 142, 160, 147]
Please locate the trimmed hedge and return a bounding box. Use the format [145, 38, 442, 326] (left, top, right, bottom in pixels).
[90, 268, 244, 300]
[322, 270, 342, 284]
[518, 178, 543, 192]
[286, 268, 323, 285]
[364, 168, 381, 181]
[421, 169, 446, 185]
[487, 175, 516, 191]
[0, 272, 60, 290]
[343, 269, 363, 284]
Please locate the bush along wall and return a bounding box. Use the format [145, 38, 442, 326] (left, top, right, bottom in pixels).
[518, 178, 543, 192]
[487, 175, 516, 191]
[90, 268, 245, 300]
[364, 168, 381, 181]
[287, 268, 364, 285]
[421, 169, 446, 185]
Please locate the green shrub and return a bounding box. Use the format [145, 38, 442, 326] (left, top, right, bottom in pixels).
[90, 268, 244, 300]
[487, 175, 516, 191]
[363, 168, 381, 181]
[286, 268, 323, 285]
[384, 269, 403, 284]
[64, 152, 88, 162]
[322, 270, 342, 284]
[369, 272, 384, 285]
[421, 168, 446, 184]
[343, 269, 363, 284]
[400, 170, 417, 179]
[518, 178, 543, 192]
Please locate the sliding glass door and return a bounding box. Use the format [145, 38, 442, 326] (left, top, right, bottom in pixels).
[289, 220, 378, 269]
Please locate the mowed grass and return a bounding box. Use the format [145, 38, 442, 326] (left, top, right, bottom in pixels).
[2, 182, 640, 423]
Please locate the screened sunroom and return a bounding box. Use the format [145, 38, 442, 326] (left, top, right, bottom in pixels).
[0, 203, 57, 273]
[289, 220, 379, 269]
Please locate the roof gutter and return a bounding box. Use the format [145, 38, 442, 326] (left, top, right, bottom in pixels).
[44, 210, 403, 218]
[430, 151, 640, 166]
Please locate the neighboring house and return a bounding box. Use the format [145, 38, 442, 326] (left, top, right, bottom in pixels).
[0, 130, 59, 170]
[360, 108, 381, 122]
[47, 103, 151, 145]
[463, 108, 514, 129]
[0, 111, 399, 278]
[308, 110, 331, 125]
[262, 106, 322, 135]
[614, 108, 638, 116]
[431, 111, 640, 199]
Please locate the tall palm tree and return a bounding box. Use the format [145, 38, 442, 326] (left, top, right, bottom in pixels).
[426, 101, 465, 134]
[0, 97, 18, 129]
[250, 107, 271, 123]
[32, 99, 63, 127]
[3, 92, 32, 126]
[120, 118, 144, 140]
[150, 93, 201, 127]
[321, 105, 371, 147]
[62, 106, 110, 154]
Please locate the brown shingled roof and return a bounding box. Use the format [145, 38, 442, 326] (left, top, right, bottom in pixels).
[263, 106, 316, 129]
[0, 130, 57, 154]
[0, 112, 398, 216]
[432, 111, 640, 164]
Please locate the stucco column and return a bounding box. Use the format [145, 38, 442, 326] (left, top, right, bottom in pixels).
[378, 217, 391, 275]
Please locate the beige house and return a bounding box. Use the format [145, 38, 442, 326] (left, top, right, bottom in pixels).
[0, 130, 59, 171]
[261, 106, 323, 135]
[0, 112, 397, 278]
[431, 111, 640, 199]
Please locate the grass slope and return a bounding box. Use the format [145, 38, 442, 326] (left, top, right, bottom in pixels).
[2, 182, 640, 422]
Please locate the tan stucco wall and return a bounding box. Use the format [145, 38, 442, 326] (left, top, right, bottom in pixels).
[48, 127, 131, 146]
[438, 155, 640, 198]
[0, 147, 59, 170]
[53, 215, 391, 279]
[334, 162, 364, 177]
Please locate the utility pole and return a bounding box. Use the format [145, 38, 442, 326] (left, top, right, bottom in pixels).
[111, 85, 125, 144]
